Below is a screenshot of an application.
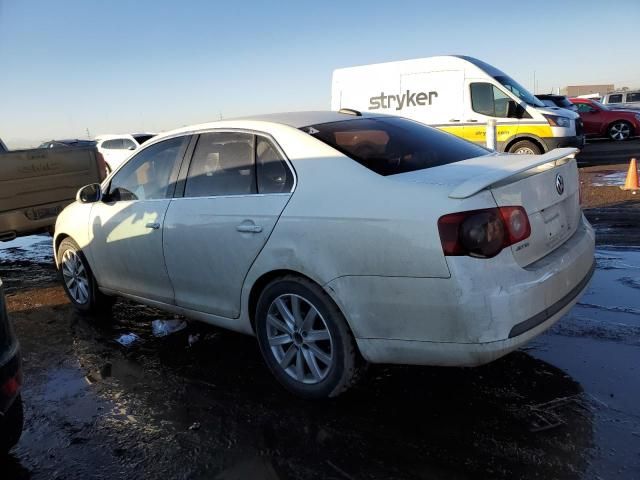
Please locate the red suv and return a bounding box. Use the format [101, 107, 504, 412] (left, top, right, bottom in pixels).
[570, 98, 640, 141]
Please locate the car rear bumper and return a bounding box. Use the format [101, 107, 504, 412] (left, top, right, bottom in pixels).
[326, 215, 595, 366]
[0, 200, 71, 241]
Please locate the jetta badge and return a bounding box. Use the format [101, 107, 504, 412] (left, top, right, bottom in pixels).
[555, 174, 565, 195]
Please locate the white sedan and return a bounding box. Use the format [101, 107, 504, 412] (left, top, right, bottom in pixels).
[54, 111, 595, 398]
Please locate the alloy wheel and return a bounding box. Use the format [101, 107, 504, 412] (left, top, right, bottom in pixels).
[610, 122, 631, 141]
[61, 249, 90, 304]
[266, 294, 334, 384]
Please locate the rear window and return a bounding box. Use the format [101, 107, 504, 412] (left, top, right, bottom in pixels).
[134, 134, 155, 144]
[301, 117, 488, 176]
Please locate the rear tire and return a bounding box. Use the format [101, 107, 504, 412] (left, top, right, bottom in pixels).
[1, 395, 24, 453]
[608, 121, 632, 141]
[508, 140, 542, 155]
[255, 275, 365, 399]
[57, 237, 114, 314]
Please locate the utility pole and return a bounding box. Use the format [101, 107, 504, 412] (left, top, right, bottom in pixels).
[533, 71, 536, 94]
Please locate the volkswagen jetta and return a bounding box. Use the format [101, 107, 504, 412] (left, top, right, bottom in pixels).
[54, 111, 595, 398]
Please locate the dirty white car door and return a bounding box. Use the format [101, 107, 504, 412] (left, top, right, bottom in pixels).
[163, 132, 294, 318]
[88, 136, 190, 303]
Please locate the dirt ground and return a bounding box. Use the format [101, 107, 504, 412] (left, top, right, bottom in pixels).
[580, 163, 640, 245]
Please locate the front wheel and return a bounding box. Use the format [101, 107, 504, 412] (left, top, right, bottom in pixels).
[608, 121, 632, 141]
[1, 395, 24, 453]
[255, 276, 365, 399]
[57, 237, 113, 314]
[508, 140, 542, 155]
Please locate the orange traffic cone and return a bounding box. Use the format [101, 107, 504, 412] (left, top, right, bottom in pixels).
[621, 158, 639, 191]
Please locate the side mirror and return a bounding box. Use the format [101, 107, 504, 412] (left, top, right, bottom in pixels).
[76, 183, 102, 203]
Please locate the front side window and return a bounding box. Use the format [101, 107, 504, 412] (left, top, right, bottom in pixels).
[494, 75, 545, 107]
[470, 83, 513, 118]
[608, 94, 623, 103]
[185, 132, 256, 197]
[108, 136, 188, 201]
[302, 117, 488, 176]
[576, 103, 596, 113]
[626, 92, 640, 103]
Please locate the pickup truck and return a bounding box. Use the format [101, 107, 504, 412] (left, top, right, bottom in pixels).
[600, 91, 640, 111]
[0, 139, 106, 242]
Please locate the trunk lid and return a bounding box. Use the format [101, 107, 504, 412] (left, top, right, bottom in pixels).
[489, 157, 580, 266]
[391, 148, 580, 267]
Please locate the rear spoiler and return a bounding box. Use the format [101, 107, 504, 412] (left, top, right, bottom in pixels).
[449, 148, 578, 199]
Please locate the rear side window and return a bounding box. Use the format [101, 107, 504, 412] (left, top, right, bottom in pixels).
[626, 92, 640, 103]
[302, 117, 488, 176]
[102, 139, 124, 149]
[122, 139, 137, 150]
[608, 94, 623, 103]
[256, 138, 294, 193]
[185, 132, 256, 197]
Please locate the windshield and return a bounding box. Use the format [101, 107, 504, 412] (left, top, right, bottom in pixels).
[494, 75, 545, 108]
[301, 117, 489, 176]
[592, 100, 610, 111]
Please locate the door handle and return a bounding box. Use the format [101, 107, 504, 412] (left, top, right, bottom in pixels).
[466, 119, 479, 122]
[236, 224, 263, 233]
[145, 222, 160, 230]
[449, 119, 461, 122]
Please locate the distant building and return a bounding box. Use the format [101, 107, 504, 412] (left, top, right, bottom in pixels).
[561, 84, 614, 97]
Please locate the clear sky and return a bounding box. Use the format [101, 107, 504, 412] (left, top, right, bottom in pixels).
[1, 0, 639, 147]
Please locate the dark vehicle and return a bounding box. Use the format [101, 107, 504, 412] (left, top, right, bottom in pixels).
[536, 94, 578, 112]
[38, 139, 96, 149]
[0, 277, 23, 453]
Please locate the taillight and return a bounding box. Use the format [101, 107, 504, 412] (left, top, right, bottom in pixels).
[438, 206, 531, 258]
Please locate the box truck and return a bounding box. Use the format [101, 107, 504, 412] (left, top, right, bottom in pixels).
[332, 56, 584, 154]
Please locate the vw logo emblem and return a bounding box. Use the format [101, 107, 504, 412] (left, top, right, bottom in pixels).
[555, 174, 565, 195]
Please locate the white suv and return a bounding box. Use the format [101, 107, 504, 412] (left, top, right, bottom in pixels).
[95, 133, 155, 173]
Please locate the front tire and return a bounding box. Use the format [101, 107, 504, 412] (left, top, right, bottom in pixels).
[57, 237, 113, 314]
[608, 121, 632, 141]
[255, 276, 364, 399]
[1, 395, 24, 453]
[508, 139, 542, 155]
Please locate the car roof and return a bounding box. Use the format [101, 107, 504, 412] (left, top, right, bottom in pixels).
[230, 110, 383, 128]
[147, 111, 387, 145]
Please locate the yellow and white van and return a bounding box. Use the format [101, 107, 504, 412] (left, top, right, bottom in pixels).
[332, 56, 584, 154]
